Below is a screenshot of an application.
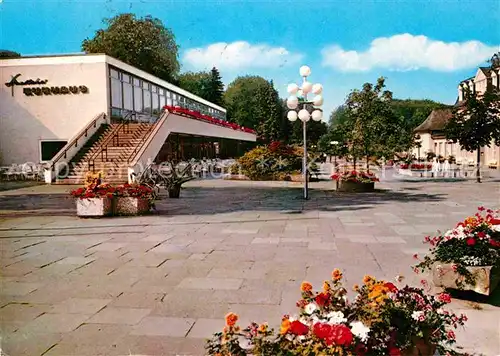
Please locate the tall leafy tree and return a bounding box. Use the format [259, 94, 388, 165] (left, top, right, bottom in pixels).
[341, 77, 404, 170]
[82, 14, 180, 82]
[205, 67, 225, 106]
[445, 87, 500, 183]
[178, 71, 210, 99]
[224, 76, 272, 129]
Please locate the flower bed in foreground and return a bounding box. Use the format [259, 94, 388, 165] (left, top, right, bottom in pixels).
[206, 269, 467, 355]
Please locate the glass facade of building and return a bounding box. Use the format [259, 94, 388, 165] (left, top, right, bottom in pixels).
[109, 66, 226, 122]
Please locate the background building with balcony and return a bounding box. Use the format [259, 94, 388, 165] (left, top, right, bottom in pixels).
[412, 63, 499, 169]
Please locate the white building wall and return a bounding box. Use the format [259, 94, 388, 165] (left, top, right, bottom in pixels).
[0, 56, 109, 165]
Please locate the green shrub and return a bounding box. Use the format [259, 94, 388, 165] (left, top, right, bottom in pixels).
[234, 141, 303, 180]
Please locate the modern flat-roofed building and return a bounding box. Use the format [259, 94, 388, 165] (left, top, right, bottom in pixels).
[0, 54, 256, 183]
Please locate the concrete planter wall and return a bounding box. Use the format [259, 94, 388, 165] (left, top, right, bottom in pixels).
[76, 197, 112, 217]
[114, 197, 150, 215]
[432, 263, 500, 295]
[337, 180, 375, 192]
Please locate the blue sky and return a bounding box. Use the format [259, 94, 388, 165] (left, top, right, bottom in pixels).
[1, 0, 499, 116]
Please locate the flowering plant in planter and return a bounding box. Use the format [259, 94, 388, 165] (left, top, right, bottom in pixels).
[331, 170, 379, 183]
[414, 207, 500, 289]
[400, 163, 433, 170]
[69, 183, 115, 200]
[206, 270, 467, 356]
[114, 184, 154, 200]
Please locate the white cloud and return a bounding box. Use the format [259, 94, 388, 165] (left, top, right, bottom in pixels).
[183, 41, 303, 71]
[322, 34, 499, 72]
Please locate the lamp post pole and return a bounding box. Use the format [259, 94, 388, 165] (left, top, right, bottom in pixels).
[286, 66, 324, 200]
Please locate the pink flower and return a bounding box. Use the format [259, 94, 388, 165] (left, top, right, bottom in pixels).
[478, 206, 485, 211]
[447, 330, 456, 340]
[413, 254, 418, 260]
[451, 264, 458, 272]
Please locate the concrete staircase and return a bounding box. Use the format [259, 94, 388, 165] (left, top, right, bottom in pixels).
[56, 122, 153, 184]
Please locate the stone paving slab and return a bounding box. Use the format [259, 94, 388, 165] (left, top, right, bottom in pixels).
[1, 179, 500, 355]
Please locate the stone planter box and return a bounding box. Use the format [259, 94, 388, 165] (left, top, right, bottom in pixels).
[114, 197, 150, 215]
[432, 263, 500, 295]
[337, 180, 375, 192]
[76, 197, 112, 217]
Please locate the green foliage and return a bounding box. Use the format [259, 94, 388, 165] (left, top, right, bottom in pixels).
[178, 71, 211, 98]
[82, 13, 180, 82]
[0, 50, 21, 59]
[289, 120, 328, 148]
[178, 67, 224, 106]
[233, 142, 302, 180]
[340, 77, 405, 160]
[225, 76, 284, 141]
[445, 88, 500, 152]
[205, 67, 225, 106]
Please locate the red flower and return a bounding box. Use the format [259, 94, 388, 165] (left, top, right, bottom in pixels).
[478, 206, 485, 211]
[389, 347, 402, 356]
[466, 237, 476, 246]
[384, 282, 398, 293]
[289, 320, 309, 335]
[489, 239, 500, 247]
[490, 218, 500, 225]
[438, 293, 452, 303]
[313, 322, 331, 340]
[328, 324, 353, 346]
[315, 292, 330, 307]
[313, 323, 353, 346]
[477, 231, 486, 238]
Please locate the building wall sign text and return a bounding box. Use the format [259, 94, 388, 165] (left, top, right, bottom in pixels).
[5, 73, 89, 97]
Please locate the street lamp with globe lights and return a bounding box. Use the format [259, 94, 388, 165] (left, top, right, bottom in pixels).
[286, 65, 323, 200]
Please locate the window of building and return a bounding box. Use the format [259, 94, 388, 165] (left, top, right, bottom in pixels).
[110, 78, 122, 108]
[143, 89, 151, 113]
[40, 140, 68, 162]
[134, 86, 143, 112]
[123, 81, 133, 111]
[152, 92, 159, 114]
[110, 68, 120, 79]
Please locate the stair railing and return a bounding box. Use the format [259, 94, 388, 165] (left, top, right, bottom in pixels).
[126, 111, 166, 164]
[46, 113, 107, 181]
[87, 112, 137, 172]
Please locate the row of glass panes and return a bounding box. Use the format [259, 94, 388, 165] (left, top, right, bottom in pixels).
[109, 67, 225, 120]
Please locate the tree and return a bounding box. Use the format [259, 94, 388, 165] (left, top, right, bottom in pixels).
[341, 77, 403, 170]
[445, 87, 500, 182]
[0, 50, 21, 59]
[82, 13, 180, 82]
[224, 76, 281, 132]
[254, 80, 285, 143]
[178, 71, 210, 99]
[205, 67, 225, 106]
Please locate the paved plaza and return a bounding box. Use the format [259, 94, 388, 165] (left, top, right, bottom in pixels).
[1, 178, 500, 355]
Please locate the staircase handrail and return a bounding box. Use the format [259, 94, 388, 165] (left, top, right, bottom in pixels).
[87, 112, 136, 171]
[48, 112, 107, 171]
[127, 111, 168, 164]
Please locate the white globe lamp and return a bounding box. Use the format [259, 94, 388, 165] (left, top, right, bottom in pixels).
[299, 65, 311, 77]
[298, 109, 310, 122]
[287, 110, 298, 121]
[286, 96, 298, 109]
[287, 83, 299, 95]
[302, 81, 313, 94]
[312, 83, 323, 95]
[312, 110, 323, 121]
[312, 95, 324, 107]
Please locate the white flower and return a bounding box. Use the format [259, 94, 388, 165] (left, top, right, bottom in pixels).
[326, 311, 347, 324]
[304, 303, 317, 315]
[492, 225, 500, 232]
[350, 321, 370, 342]
[412, 311, 424, 321]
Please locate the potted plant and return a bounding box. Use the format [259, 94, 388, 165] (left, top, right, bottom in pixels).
[70, 173, 114, 217]
[415, 207, 500, 295]
[162, 161, 195, 198]
[114, 184, 154, 215]
[331, 170, 379, 192]
[206, 270, 467, 355]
